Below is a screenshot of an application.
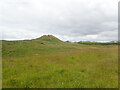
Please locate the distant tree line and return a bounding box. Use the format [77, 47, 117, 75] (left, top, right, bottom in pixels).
[65, 40, 119, 45]
[78, 42, 118, 45]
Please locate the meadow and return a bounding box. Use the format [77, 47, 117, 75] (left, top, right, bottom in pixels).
[2, 35, 118, 88]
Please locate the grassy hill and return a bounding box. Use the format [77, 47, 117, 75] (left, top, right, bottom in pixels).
[2, 35, 118, 88]
[35, 35, 63, 42]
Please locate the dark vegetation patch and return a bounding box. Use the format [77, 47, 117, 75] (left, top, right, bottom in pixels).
[78, 42, 118, 45]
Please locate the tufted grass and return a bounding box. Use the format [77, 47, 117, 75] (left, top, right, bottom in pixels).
[2, 38, 118, 88]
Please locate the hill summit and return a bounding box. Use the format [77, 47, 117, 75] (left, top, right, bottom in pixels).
[35, 35, 62, 42]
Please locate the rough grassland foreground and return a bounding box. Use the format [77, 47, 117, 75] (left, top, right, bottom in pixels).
[2, 35, 118, 88]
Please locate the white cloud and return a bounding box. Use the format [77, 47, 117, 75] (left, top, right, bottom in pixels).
[0, 0, 118, 41]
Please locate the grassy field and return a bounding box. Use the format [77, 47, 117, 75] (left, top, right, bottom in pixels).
[2, 35, 118, 88]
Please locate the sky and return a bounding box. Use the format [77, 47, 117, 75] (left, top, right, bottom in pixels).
[0, 0, 118, 41]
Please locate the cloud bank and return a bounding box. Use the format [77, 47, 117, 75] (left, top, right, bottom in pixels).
[0, 0, 118, 41]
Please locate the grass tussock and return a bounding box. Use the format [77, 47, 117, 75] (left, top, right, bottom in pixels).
[2, 36, 118, 88]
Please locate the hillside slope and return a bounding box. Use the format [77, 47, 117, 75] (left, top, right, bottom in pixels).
[35, 35, 63, 42]
[2, 35, 78, 57]
[2, 35, 118, 88]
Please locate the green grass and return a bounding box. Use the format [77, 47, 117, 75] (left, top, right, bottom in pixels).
[2, 36, 118, 88]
